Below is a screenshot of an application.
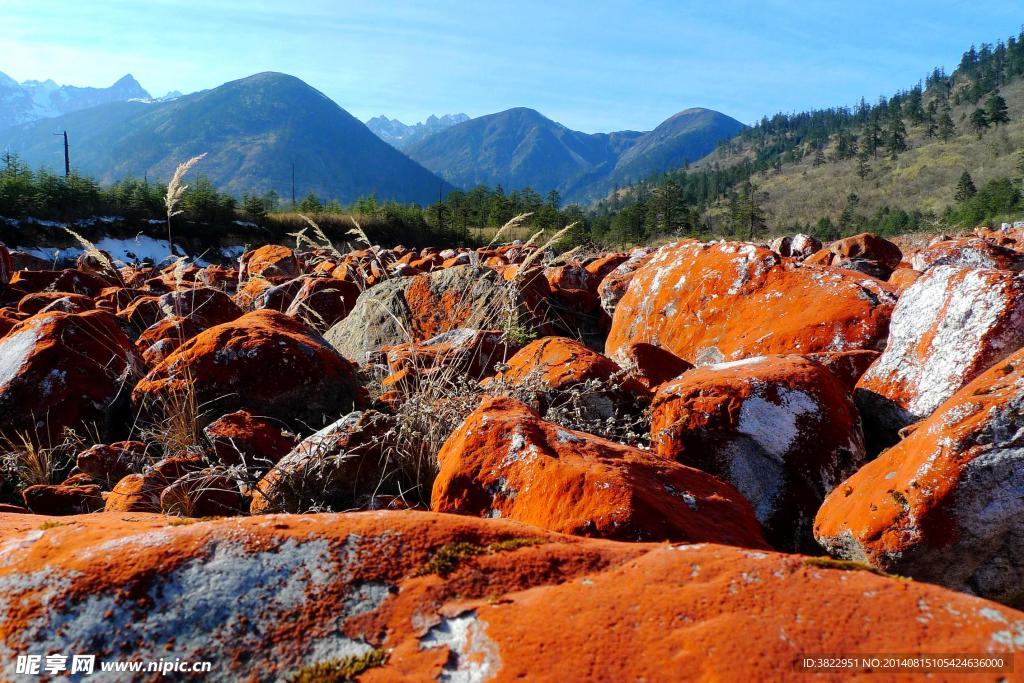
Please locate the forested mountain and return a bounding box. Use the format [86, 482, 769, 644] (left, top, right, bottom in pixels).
[593, 29, 1024, 244]
[0, 72, 449, 205]
[404, 106, 743, 202]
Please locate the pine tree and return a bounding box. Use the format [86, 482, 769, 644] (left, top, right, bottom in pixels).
[938, 111, 956, 142]
[812, 147, 826, 166]
[969, 108, 990, 138]
[954, 170, 977, 202]
[863, 118, 882, 159]
[856, 149, 871, 179]
[886, 117, 908, 159]
[985, 93, 1010, 125]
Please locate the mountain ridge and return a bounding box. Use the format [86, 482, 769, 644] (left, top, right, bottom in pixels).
[0, 72, 151, 129]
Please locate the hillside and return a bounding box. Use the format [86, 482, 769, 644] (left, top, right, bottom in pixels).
[404, 106, 742, 203]
[0, 72, 449, 205]
[696, 78, 1024, 229]
[0, 72, 150, 129]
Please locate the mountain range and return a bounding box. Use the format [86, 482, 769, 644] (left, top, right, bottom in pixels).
[1, 72, 450, 205]
[1, 70, 743, 206]
[403, 107, 745, 202]
[0, 73, 151, 129]
[367, 113, 469, 149]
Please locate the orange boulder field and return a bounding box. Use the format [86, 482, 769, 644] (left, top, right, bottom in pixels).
[0, 229, 1022, 678]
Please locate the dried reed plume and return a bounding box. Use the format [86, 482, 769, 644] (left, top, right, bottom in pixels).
[517, 223, 577, 276]
[164, 153, 207, 256]
[486, 212, 533, 247]
[64, 228, 113, 272]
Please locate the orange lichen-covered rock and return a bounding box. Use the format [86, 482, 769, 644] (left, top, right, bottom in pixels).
[249, 410, 391, 514]
[157, 287, 243, 328]
[135, 316, 208, 366]
[650, 355, 866, 551]
[283, 275, 360, 332]
[103, 473, 168, 512]
[605, 241, 896, 365]
[911, 237, 1024, 273]
[380, 328, 519, 384]
[16, 291, 94, 316]
[75, 440, 152, 489]
[617, 342, 694, 391]
[855, 265, 1024, 444]
[21, 482, 104, 515]
[238, 244, 299, 283]
[132, 310, 366, 429]
[818, 347, 1024, 607]
[433, 396, 767, 546]
[0, 511, 1019, 680]
[804, 349, 880, 391]
[491, 336, 649, 419]
[0, 310, 141, 445]
[809, 232, 903, 278]
[597, 247, 653, 316]
[887, 265, 922, 292]
[233, 276, 274, 310]
[326, 266, 545, 363]
[203, 409, 296, 467]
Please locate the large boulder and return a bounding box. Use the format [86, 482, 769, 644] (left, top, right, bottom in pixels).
[806, 233, 903, 278]
[856, 265, 1024, 445]
[433, 396, 767, 546]
[816, 345, 1024, 607]
[605, 241, 896, 365]
[0, 310, 141, 445]
[650, 355, 866, 551]
[0, 511, 1019, 681]
[238, 244, 299, 283]
[284, 276, 361, 332]
[911, 237, 1024, 273]
[132, 310, 366, 430]
[325, 266, 545, 363]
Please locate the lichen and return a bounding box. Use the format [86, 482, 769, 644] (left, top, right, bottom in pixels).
[289, 648, 388, 682]
[416, 537, 545, 577]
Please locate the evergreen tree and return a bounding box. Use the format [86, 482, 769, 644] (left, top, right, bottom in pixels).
[985, 93, 1010, 125]
[241, 193, 268, 223]
[856, 150, 871, 179]
[969, 108, 990, 137]
[938, 111, 956, 142]
[812, 147, 826, 167]
[886, 117, 908, 159]
[954, 170, 977, 202]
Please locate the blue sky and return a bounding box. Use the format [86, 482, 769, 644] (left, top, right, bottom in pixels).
[1, 0, 1021, 132]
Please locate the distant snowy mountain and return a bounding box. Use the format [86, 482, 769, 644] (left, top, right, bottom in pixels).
[366, 113, 469, 149]
[0, 73, 151, 130]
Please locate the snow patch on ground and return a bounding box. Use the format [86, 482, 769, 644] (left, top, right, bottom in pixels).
[0, 326, 38, 389]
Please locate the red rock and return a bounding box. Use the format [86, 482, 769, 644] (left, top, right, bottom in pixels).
[583, 253, 629, 282]
[0, 511, 1019, 680]
[606, 241, 896, 365]
[770, 233, 822, 259]
[0, 244, 12, 285]
[804, 349, 880, 391]
[491, 336, 649, 421]
[887, 265, 922, 292]
[135, 316, 208, 366]
[249, 410, 391, 514]
[381, 328, 519, 384]
[434, 396, 767, 546]
[284, 276, 360, 332]
[160, 471, 243, 517]
[856, 265, 1024, 444]
[196, 264, 236, 291]
[21, 483, 103, 515]
[0, 309, 22, 338]
[203, 409, 296, 467]
[251, 276, 308, 312]
[117, 294, 163, 333]
[239, 245, 300, 283]
[597, 247, 653, 316]
[0, 503, 29, 513]
[157, 287, 243, 328]
[911, 237, 1024, 273]
[816, 346, 1024, 606]
[16, 291, 93, 316]
[76, 441, 152, 488]
[233, 276, 274, 309]
[0, 310, 141, 445]
[650, 355, 866, 551]
[75, 250, 125, 287]
[617, 342, 694, 391]
[132, 310, 366, 429]
[813, 232, 903, 278]
[10, 269, 110, 297]
[103, 472, 164, 512]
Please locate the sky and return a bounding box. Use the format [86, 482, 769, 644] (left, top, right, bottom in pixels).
[1, 0, 1022, 133]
